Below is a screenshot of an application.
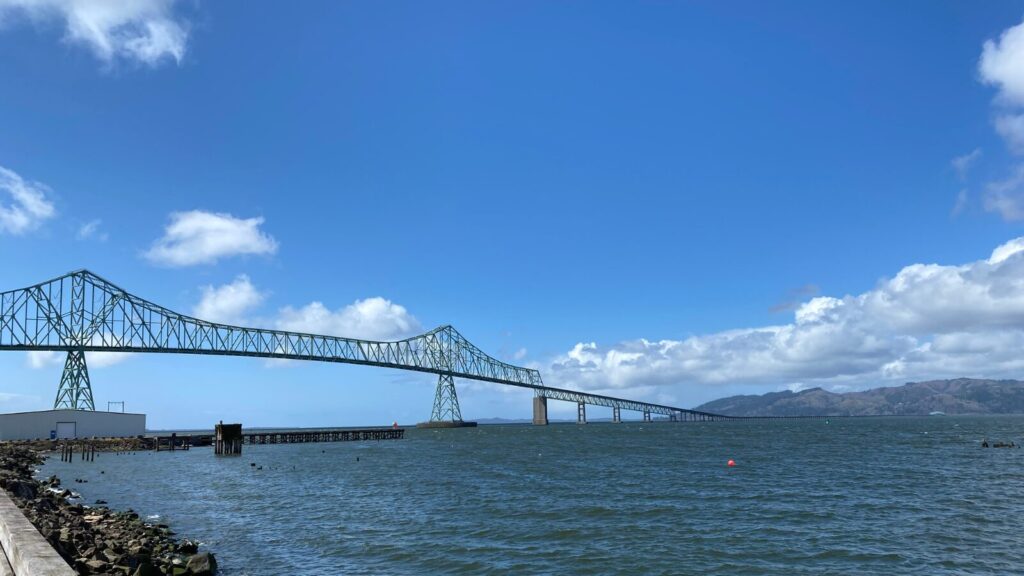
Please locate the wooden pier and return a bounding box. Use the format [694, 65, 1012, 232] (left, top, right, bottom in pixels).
[150, 426, 405, 453]
[243, 428, 404, 444]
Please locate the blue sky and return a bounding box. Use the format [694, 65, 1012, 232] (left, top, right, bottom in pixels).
[3, 1, 1024, 428]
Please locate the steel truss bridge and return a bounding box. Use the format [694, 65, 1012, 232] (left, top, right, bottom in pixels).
[0, 270, 731, 424]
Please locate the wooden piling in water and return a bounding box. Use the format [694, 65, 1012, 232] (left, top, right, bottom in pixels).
[215, 421, 243, 456]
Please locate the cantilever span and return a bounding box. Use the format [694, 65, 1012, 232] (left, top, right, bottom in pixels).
[0, 269, 731, 424]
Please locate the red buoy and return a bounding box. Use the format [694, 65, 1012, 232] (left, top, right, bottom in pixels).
[727, 459, 736, 467]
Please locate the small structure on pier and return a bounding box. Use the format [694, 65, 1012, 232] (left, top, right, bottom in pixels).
[215, 422, 243, 455]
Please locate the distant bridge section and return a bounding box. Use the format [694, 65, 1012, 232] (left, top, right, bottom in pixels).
[0, 270, 731, 424]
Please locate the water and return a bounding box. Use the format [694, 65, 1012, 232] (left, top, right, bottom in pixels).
[39, 417, 1024, 575]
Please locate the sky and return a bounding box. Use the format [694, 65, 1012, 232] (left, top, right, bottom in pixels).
[3, 1, 1024, 428]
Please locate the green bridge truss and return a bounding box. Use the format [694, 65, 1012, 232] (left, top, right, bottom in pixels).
[0, 270, 729, 422]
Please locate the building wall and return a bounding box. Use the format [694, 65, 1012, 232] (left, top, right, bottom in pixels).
[0, 410, 145, 440]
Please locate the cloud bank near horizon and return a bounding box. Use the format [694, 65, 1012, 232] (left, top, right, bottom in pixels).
[548, 237, 1024, 397]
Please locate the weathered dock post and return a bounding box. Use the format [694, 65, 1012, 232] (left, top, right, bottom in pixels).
[215, 421, 243, 456]
[532, 395, 548, 426]
[612, 406, 621, 423]
[576, 402, 587, 425]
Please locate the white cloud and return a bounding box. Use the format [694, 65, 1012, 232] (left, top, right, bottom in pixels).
[995, 114, 1024, 154]
[277, 298, 421, 341]
[0, 165, 56, 234]
[26, 350, 61, 368]
[549, 237, 1024, 395]
[88, 349, 131, 368]
[144, 210, 279, 267]
[980, 19, 1024, 107]
[193, 275, 266, 325]
[0, 0, 190, 67]
[513, 348, 528, 361]
[984, 166, 1024, 221]
[77, 218, 107, 241]
[951, 148, 982, 180]
[26, 344, 130, 369]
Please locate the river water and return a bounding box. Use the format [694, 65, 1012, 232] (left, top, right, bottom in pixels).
[38, 417, 1024, 575]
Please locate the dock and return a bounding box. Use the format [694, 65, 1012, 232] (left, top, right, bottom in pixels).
[150, 426, 404, 451]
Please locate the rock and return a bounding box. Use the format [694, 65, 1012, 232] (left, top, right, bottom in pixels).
[102, 547, 122, 563]
[4, 478, 37, 500]
[84, 558, 109, 573]
[132, 563, 161, 576]
[176, 539, 198, 554]
[185, 552, 217, 575]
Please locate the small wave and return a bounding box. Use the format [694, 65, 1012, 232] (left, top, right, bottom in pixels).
[147, 514, 161, 520]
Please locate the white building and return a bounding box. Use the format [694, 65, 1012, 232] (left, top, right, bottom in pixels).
[0, 409, 145, 440]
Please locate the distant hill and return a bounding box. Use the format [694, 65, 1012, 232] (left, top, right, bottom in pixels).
[694, 378, 1024, 417]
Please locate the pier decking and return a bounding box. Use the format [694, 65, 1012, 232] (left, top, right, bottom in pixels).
[150, 427, 405, 451]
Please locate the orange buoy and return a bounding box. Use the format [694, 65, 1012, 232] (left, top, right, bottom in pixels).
[727, 459, 736, 467]
[392, 421, 398, 429]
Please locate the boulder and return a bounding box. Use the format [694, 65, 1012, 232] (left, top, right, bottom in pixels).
[4, 479, 37, 500]
[132, 562, 161, 576]
[176, 539, 198, 554]
[84, 558, 109, 573]
[185, 552, 217, 575]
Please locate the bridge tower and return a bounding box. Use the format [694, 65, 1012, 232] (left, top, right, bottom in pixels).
[54, 350, 95, 410]
[52, 271, 96, 410]
[430, 374, 463, 422]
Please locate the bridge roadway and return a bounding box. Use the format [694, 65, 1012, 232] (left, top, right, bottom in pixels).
[0, 269, 735, 425]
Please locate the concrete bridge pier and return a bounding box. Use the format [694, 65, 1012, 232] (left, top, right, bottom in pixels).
[670, 412, 678, 422]
[612, 406, 621, 423]
[532, 396, 549, 426]
[577, 402, 587, 424]
[643, 410, 652, 423]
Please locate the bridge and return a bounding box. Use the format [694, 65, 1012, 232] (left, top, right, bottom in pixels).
[0, 270, 731, 425]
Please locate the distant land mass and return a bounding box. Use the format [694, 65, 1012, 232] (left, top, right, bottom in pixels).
[694, 378, 1024, 417]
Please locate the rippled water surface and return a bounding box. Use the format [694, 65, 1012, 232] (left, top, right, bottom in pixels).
[38, 417, 1024, 575]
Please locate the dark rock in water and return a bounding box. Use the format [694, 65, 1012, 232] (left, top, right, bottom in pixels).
[186, 551, 218, 575]
[176, 538, 198, 554]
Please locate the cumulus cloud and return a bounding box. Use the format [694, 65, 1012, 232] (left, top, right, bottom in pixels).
[277, 298, 421, 341]
[980, 19, 1024, 108]
[549, 237, 1024, 394]
[979, 18, 1024, 217]
[144, 210, 279, 267]
[0, 165, 56, 234]
[193, 275, 266, 325]
[0, 0, 190, 67]
[190, 276, 420, 348]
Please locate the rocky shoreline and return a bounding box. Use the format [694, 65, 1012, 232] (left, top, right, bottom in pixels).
[0, 440, 217, 575]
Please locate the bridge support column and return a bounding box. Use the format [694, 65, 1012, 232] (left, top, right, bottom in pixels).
[430, 374, 463, 422]
[577, 402, 587, 424]
[532, 396, 548, 425]
[643, 410, 651, 423]
[612, 406, 621, 423]
[54, 350, 95, 411]
[670, 412, 678, 422]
